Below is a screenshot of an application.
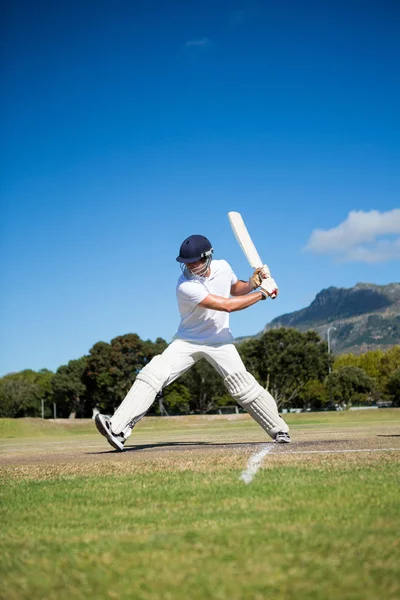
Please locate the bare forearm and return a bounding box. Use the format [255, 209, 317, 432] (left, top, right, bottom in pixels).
[199, 292, 264, 313]
[231, 279, 253, 296]
[226, 292, 264, 312]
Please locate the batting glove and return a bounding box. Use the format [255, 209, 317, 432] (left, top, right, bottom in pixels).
[249, 265, 271, 289]
[260, 277, 279, 299]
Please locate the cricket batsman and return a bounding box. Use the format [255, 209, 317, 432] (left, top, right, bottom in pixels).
[95, 234, 290, 450]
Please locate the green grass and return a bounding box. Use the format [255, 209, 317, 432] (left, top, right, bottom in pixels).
[0, 408, 397, 440]
[0, 410, 399, 600]
[0, 417, 96, 438]
[0, 460, 398, 600]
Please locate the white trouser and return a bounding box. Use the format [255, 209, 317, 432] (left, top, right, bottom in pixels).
[159, 338, 249, 384]
[110, 339, 289, 438]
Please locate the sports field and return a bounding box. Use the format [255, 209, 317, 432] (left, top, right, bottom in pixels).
[0, 410, 399, 600]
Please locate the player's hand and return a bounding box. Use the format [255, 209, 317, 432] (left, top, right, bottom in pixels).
[249, 267, 263, 289]
[249, 265, 271, 289]
[260, 277, 279, 299]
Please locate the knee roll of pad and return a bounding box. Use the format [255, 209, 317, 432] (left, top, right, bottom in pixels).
[224, 371, 289, 439]
[110, 354, 171, 435]
[136, 354, 171, 392]
[223, 371, 261, 404]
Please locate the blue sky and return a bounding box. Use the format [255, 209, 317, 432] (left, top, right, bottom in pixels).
[1, 0, 399, 376]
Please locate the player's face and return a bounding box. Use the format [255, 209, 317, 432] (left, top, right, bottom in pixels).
[186, 258, 211, 277]
[186, 259, 202, 270]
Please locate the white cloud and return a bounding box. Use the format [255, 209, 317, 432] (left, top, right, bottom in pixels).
[305, 209, 400, 263]
[185, 38, 213, 48]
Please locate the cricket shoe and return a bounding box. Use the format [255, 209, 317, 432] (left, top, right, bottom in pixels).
[95, 414, 126, 452]
[274, 431, 291, 444]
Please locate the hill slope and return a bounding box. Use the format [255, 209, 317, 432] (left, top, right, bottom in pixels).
[258, 283, 400, 354]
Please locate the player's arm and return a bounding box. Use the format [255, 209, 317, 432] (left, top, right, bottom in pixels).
[198, 292, 265, 313]
[230, 266, 272, 296]
[230, 280, 253, 296]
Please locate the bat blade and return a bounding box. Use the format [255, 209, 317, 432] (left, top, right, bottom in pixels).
[228, 211, 263, 269]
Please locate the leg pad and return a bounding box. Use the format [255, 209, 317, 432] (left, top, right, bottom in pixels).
[110, 354, 170, 434]
[224, 371, 289, 439]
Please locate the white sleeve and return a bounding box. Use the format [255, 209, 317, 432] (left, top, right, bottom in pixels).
[224, 260, 238, 286]
[177, 280, 209, 306]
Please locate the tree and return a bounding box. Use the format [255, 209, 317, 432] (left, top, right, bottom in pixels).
[379, 346, 400, 391]
[180, 359, 228, 413]
[334, 347, 400, 399]
[0, 369, 54, 418]
[239, 328, 329, 408]
[0, 374, 40, 417]
[161, 381, 191, 414]
[385, 369, 400, 406]
[237, 338, 264, 383]
[52, 358, 87, 418]
[84, 334, 168, 414]
[326, 366, 375, 408]
[297, 379, 330, 410]
[35, 369, 55, 404]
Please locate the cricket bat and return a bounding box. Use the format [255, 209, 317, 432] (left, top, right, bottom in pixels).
[228, 211, 277, 298]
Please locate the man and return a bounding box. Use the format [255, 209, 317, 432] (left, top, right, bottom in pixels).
[95, 234, 290, 451]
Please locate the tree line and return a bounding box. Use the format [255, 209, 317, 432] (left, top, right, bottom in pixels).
[0, 328, 399, 419]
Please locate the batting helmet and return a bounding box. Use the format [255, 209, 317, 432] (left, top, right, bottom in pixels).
[176, 235, 213, 264]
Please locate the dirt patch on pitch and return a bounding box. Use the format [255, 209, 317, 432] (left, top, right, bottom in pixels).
[1, 414, 399, 482]
[1, 425, 399, 482]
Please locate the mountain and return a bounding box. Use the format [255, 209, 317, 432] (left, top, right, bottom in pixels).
[249, 283, 400, 355]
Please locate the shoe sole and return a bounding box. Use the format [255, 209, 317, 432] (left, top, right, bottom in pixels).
[95, 414, 124, 452]
[95, 414, 107, 437]
[106, 438, 125, 452]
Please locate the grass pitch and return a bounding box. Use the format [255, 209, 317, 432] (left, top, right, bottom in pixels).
[0, 410, 399, 600]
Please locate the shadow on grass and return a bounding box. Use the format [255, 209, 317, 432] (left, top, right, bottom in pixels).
[86, 436, 354, 455]
[88, 440, 270, 455]
[87, 438, 347, 455]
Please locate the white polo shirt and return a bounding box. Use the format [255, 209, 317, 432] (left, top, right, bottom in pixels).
[174, 259, 238, 344]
